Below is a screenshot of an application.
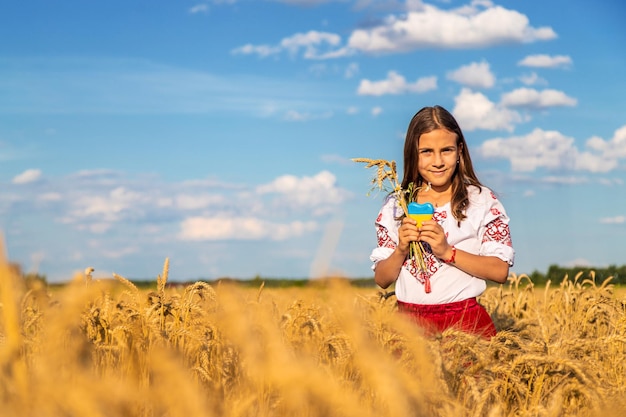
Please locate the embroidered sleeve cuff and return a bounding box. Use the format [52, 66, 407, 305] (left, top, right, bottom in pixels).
[369, 247, 395, 270]
[479, 241, 515, 266]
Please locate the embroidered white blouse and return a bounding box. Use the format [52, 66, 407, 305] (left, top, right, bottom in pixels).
[370, 185, 515, 304]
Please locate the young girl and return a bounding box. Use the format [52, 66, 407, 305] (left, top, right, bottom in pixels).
[370, 105, 514, 339]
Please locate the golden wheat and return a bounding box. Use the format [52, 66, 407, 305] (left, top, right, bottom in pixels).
[1, 256, 625, 417]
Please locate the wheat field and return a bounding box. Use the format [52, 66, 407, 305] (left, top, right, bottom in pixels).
[1, 255, 626, 417]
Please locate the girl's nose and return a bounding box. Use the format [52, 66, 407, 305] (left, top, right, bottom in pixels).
[433, 152, 444, 167]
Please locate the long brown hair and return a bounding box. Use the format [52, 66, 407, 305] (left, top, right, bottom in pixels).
[401, 105, 482, 222]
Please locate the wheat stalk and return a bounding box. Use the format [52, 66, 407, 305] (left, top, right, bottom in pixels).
[4, 252, 626, 417]
[352, 157, 429, 276]
[0, 235, 29, 404]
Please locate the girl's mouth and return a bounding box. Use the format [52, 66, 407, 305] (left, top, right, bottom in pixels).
[430, 169, 447, 175]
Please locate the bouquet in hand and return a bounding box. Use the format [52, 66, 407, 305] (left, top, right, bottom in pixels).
[353, 158, 434, 292]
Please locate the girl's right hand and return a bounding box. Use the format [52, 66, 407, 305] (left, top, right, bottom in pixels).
[398, 217, 419, 255]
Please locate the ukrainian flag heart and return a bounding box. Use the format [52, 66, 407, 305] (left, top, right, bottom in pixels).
[407, 202, 434, 227]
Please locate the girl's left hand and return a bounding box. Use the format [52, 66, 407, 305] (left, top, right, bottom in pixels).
[418, 220, 452, 259]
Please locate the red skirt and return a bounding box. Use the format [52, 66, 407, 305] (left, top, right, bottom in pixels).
[397, 298, 496, 339]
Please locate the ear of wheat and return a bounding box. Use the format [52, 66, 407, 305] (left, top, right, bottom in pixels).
[352, 158, 430, 290]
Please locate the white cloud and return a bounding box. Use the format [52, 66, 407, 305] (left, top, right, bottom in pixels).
[540, 176, 589, 185]
[348, 4, 556, 53]
[519, 72, 547, 86]
[272, 0, 337, 5]
[599, 215, 625, 225]
[479, 129, 573, 171]
[77, 223, 112, 234]
[175, 194, 225, 210]
[357, 71, 437, 95]
[518, 54, 573, 69]
[452, 88, 522, 132]
[447, 61, 495, 89]
[371, 106, 383, 117]
[189, 0, 237, 13]
[501, 87, 577, 108]
[597, 177, 624, 186]
[282, 31, 341, 58]
[256, 170, 348, 211]
[5, 167, 351, 277]
[6, 169, 349, 240]
[479, 128, 619, 173]
[283, 110, 333, 121]
[232, 3, 555, 61]
[12, 169, 42, 184]
[585, 125, 626, 159]
[178, 216, 317, 241]
[68, 186, 145, 222]
[189, 4, 209, 14]
[574, 151, 618, 173]
[231, 43, 281, 58]
[71, 169, 121, 181]
[344, 62, 359, 78]
[231, 30, 348, 60]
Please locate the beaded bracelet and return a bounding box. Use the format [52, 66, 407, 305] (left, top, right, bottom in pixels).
[442, 246, 456, 264]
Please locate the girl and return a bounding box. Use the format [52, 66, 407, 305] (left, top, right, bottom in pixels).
[370, 105, 514, 338]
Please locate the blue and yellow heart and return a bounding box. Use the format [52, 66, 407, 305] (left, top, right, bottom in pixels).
[407, 202, 434, 227]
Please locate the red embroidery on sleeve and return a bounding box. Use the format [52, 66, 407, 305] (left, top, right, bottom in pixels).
[490, 207, 501, 216]
[483, 218, 512, 246]
[376, 225, 396, 249]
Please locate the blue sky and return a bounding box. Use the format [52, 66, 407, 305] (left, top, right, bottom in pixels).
[1, 0, 625, 283]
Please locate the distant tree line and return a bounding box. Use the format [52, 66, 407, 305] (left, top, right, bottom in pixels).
[8, 262, 626, 288]
[526, 264, 626, 286]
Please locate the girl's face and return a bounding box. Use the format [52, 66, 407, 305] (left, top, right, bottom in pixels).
[417, 128, 460, 192]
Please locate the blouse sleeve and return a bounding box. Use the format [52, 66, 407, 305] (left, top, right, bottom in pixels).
[369, 195, 402, 269]
[476, 189, 515, 266]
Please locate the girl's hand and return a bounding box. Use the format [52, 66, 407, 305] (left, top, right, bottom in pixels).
[418, 220, 452, 259]
[397, 217, 419, 255]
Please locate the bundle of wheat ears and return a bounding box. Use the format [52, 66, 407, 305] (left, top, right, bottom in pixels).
[353, 158, 431, 290]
